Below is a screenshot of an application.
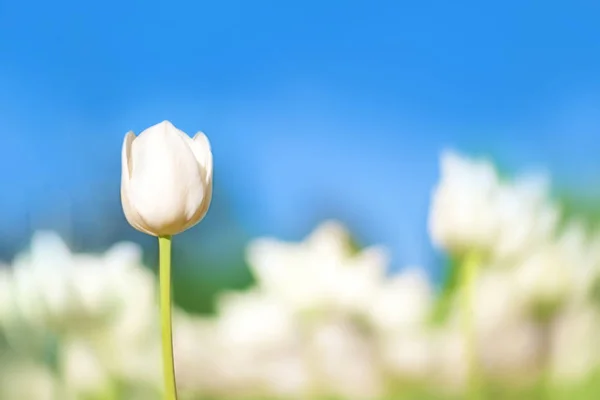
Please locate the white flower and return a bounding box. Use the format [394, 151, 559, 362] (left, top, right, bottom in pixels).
[550, 303, 600, 383]
[89, 262, 161, 388]
[380, 332, 433, 382]
[61, 339, 111, 398]
[0, 361, 59, 400]
[8, 232, 149, 333]
[247, 221, 387, 314]
[429, 150, 559, 262]
[430, 326, 468, 394]
[215, 290, 296, 351]
[429, 150, 500, 254]
[473, 268, 523, 333]
[555, 220, 600, 297]
[257, 350, 311, 399]
[3, 232, 162, 391]
[512, 244, 573, 318]
[246, 221, 352, 311]
[121, 120, 213, 236]
[442, 268, 542, 386]
[216, 291, 303, 396]
[10, 233, 111, 331]
[478, 321, 542, 386]
[491, 174, 559, 262]
[368, 268, 433, 333]
[309, 318, 383, 399]
[173, 314, 224, 396]
[181, 292, 310, 399]
[327, 246, 388, 314]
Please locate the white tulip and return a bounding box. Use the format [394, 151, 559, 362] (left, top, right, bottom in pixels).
[8, 232, 147, 333]
[512, 245, 573, 318]
[215, 290, 296, 351]
[121, 120, 213, 236]
[247, 221, 388, 315]
[429, 150, 559, 263]
[491, 174, 559, 263]
[472, 268, 522, 334]
[428, 150, 500, 254]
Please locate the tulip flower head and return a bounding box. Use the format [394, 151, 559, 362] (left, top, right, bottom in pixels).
[121, 120, 213, 237]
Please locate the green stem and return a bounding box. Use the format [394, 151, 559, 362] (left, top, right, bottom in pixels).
[159, 235, 178, 400]
[460, 252, 482, 400]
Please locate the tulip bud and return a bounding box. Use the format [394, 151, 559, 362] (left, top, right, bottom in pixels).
[121, 120, 213, 236]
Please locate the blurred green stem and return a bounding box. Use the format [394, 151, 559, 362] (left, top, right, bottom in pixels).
[460, 251, 482, 400]
[159, 235, 178, 400]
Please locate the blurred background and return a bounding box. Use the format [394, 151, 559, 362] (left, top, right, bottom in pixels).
[2, 1, 600, 399]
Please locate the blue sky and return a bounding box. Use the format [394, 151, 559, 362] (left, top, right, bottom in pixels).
[1, 1, 600, 272]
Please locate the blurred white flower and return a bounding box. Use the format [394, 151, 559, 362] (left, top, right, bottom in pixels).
[258, 349, 311, 399]
[247, 229, 335, 312]
[491, 174, 559, 263]
[9, 232, 146, 333]
[512, 244, 573, 319]
[173, 314, 227, 397]
[429, 151, 559, 263]
[176, 291, 311, 399]
[216, 291, 310, 398]
[441, 268, 542, 386]
[328, 246, 388, 314]
[380, 332, 433, 382]
[430, 326, 468, 394]
[61, 339, 111, 398]
[429, 150, 500, 254]
[0, 360, 59, 400]
[247, 221, 351, 308]
[215, 290, 297, 351]
[555, 221, 600, 298]
[478, 320, 542, 386]
[473, 268, 523, 333]
[309, 318, 383, 399]
[305, 220, 354, 257]
[368, 268, 433, 333]
[2, 232, 162, 394]
[247, 220, 387, 315]
[88, 262, 161, 389]
[550, 303, 600, 384]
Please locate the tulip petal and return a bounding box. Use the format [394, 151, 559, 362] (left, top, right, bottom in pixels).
[190, 132, 213, 183]
[178, 131, 213, 231]
[121, 131, 136, 179]
[121, 132, 154, 236]
[181, 176, 213, 231]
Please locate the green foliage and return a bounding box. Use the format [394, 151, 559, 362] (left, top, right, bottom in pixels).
[172, 256, 254, 315]
[555, 189, 600, 231]
[429, 256, 461, 325]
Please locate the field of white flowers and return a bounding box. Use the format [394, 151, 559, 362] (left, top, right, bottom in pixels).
[1, 150, 600, 400]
